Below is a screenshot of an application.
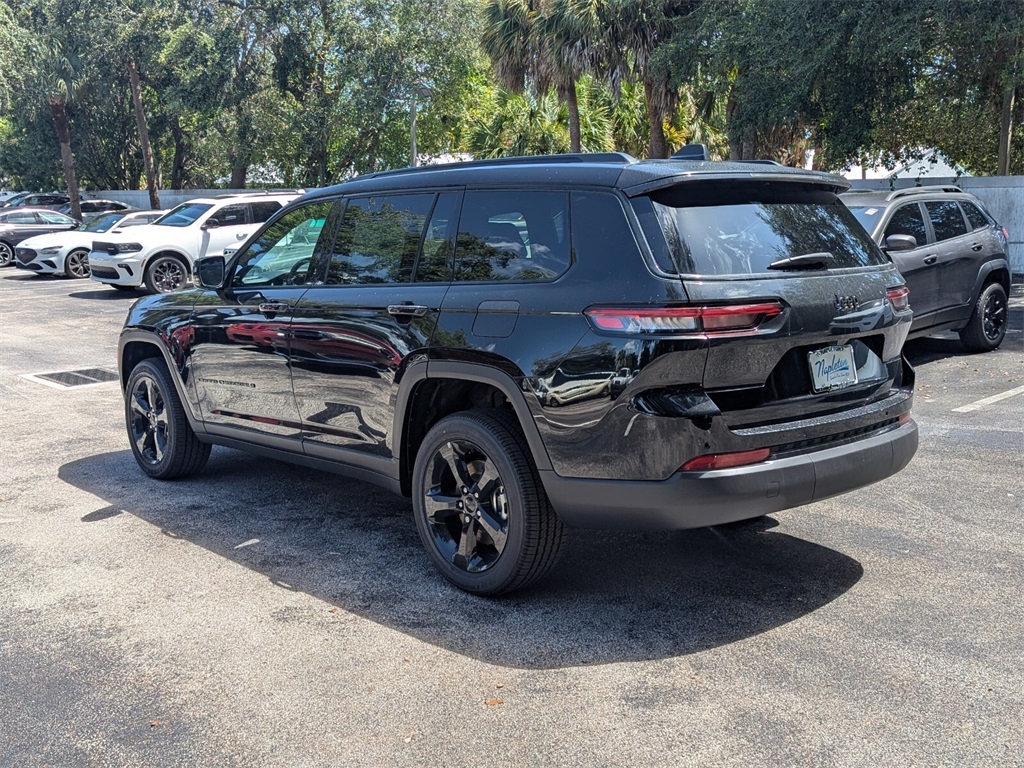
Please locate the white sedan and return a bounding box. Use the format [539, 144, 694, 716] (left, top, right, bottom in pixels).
[15, 210, 164, 278]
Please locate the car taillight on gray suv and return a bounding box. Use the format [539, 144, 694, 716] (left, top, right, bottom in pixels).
[118, 152, 917, 595]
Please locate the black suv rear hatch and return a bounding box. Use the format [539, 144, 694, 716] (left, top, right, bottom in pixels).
[632, 179, 911, 429]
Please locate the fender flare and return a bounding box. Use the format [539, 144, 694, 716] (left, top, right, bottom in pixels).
[972, 257, 1010, 300]
[119, 327, 207, 435]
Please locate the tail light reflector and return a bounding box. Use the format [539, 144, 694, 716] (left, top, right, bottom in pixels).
[681, 448, 771, 472]
[898, 412, 911, 426]
[886, 286, 910, 312]
[585, 303, 783, 336]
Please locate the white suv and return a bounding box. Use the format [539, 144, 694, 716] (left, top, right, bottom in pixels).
[89, 192, 298, 293]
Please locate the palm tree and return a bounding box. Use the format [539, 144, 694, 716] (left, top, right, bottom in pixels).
[31, 39, 83, 219]
[481, 0, 606, 153]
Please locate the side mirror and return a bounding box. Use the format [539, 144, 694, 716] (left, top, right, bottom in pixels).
[884, 234, 917, 252]
[196, 255, 227, 289]
[201, 217, 220, 230]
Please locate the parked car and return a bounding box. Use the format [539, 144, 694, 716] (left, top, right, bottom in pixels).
[118, 152, 917, 595]
[90, 192, 299, 294]
[2, 192, 70, 210]
[0, 208, 78, 267]
[842, 186, 1010, 351]
[58, 199, 132, 218]
[14, 209, 163, 278]
[1, 192, 35, 207]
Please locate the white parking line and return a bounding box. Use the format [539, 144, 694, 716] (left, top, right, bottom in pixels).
[952, 384, 1024, 413]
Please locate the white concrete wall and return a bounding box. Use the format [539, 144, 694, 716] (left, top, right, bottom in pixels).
[848, 177, 1024, 280]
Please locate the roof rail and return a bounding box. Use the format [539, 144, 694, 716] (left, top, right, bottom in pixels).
[212, 189, 306, 199]
[362, 152, 637, 181]
[885, 185, 962, 201]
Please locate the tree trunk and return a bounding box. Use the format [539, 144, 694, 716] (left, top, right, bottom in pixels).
[643, 81, 668, 159]
[230, 165, 248, 189]
[998, 85, 1015, 175]
[741, 126, 755, 161]
[127, 57, 161, 209]
[170, 121, 187, 190]
[48, 97, 80, 220]
[726, 91, 742, 161]
[562, 81, 581, 153]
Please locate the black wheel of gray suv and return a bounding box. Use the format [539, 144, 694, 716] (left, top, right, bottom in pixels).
[144, 254, 189, 294]
[0, 241, 13, 267]
[412, 409, 565, 596]
[125, 358, 210, 479]
[959, 282, 1008, 352]
[64, 248, 90, 278]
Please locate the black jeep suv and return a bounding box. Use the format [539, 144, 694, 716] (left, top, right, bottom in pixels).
[119, 153, 918, 594]
[841, 186, 1011, 352]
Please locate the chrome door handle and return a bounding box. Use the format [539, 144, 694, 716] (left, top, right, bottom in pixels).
[387, 304, 428, 317]
[259, 302, 290, 313]
[923, 255, 938, 265]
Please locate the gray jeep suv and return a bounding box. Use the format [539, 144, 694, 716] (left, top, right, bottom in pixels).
[842, 186, 1010, 352]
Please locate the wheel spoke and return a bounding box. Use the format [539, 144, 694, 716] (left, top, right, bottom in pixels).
[439, 441, 473, 488]
[130, 392, 149, 419]
[153, 427, 166, 462]
[476, 506, 508, 553]
[423, 487, 461, 525]
[134, 429, 150, 458]
[471, 460, 501, 499]
[453, 516, 478, 569]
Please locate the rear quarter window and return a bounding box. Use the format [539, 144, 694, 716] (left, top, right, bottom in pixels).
[638, 183, 889, 276]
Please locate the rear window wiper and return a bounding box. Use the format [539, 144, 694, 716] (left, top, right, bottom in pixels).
[767, 251, 834, 270]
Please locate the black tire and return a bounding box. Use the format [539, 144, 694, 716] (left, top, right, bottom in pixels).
[959, 282, 1008, 352]
[144, 254, 189, 294]
[64, 248, 90, 279]
[125, 358, 210, 479]
[0, 241, 13, 267]
[412, 409, 565, 595]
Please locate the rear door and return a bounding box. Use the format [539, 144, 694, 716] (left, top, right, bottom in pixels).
[637, 181, 909, 426]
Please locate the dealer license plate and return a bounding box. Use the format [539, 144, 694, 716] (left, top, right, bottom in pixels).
[807, 345, 858, 393]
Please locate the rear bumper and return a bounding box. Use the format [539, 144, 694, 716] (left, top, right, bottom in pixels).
[542, 420, 918, 530]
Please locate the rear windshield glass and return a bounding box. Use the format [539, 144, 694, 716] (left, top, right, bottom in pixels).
[845, 205, 884, 233]
[637, 183, 888, 276]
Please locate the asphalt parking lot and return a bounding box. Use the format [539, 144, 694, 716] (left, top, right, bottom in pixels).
[1, 271, 1022, 767]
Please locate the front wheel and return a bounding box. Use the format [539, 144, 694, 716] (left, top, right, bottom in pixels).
[0, 241, 13, 267]
[959, 282, 1008, 352]
[412, 409, 565, 595]
[125, 358, 210, 479]
[144, 255, 189, 294]
[64, 248, 90, 278]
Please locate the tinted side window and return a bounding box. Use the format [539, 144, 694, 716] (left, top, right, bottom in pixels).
[327, 194, 434, 285]
[455, 190, 570, 282]
[231, 201, 335, 287]
[926, 201, 968, 242]
[415, 192, 459, 283]
[962, 202, 990, 231]
[884, 204, 928, 246]
[8, 211, 37, 224]
[250, 201, 282, 223]
[216, 204, 247, 226]
[38, 211, 72, 224]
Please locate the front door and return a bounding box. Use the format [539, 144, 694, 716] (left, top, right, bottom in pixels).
[189, 199, 338, 441]
[883, 202, 940, 325]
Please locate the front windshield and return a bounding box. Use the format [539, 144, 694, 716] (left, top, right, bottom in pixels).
[845, 205, 884, 235]
[154, 202, 213, 227]
[82, 213, 124, 232]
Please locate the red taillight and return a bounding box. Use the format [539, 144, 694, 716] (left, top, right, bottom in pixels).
[899, 412, 911, 426]
[1001, 226, 1009, 240]
[680, 448, 771, 471]
[886, 285, 910, 312]
[585, 303, 783, 336]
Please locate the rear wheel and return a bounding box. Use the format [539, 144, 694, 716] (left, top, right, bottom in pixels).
[144, 255, 189, 294]
[64, 248, 90, 278]
[125, 358, 210, 479]
[0, 241, 13, 267]
[412, 409, 565, 595]
[959, 282, 1008, 352]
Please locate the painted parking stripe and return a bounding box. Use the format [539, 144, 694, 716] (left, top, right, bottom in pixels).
[952, 384, 1024, 413]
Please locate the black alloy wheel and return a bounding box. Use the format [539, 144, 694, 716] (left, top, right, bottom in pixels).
[64, 248, 90, 278]
[145, 255, 189, 294]
[412, 409, 564, 595]
[125, 358, 210, 479]
[960, 282, 1008, 352]
[0, 242, 13, 267]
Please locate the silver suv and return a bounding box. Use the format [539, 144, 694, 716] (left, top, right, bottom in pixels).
[842, 186, 1010, 351]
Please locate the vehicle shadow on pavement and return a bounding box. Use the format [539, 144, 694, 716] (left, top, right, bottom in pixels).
[903, 303, 1023, 364]
[59, 449, 863, 669]
[67, 289, 141, 300]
